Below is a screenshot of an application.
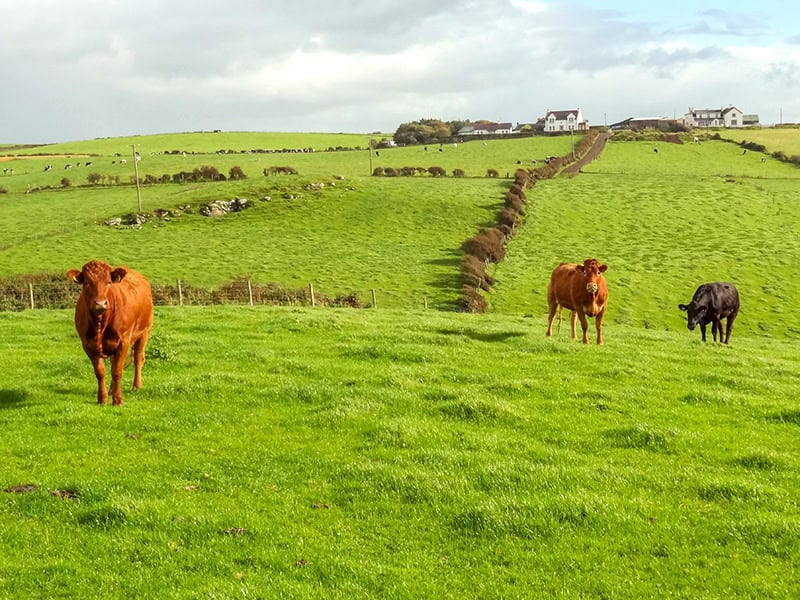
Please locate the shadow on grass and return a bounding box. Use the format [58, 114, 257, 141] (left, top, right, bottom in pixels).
[437, 328, 526, 343]
[0, 389, 28, 409]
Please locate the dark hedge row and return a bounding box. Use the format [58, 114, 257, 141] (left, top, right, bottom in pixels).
[456, 130, 602, 312]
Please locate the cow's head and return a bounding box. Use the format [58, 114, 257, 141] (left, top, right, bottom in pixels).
[678, 302, 705, 330]
[576, 258, 607, 295]
[67, 260, 127, 315]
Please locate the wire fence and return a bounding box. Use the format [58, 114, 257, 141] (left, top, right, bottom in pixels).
[0, 279, 388, 312]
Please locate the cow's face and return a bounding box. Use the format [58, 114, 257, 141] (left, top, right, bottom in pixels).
[678, 302, 706, 330]
[576, 259, 607, 295]
[67, 261, 127, 315]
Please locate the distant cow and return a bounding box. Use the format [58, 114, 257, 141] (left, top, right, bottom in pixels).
[546, 258, 609, 344]
[678, 282, 739, 344]
[67, 260, 154, 405]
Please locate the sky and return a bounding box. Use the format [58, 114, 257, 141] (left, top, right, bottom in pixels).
[2, 0, 799, 143]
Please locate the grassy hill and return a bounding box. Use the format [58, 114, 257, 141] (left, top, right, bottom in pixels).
[1, 306, 799, 599]
[0, 133, 574, 309]
[490, 135, 800, 339]
[2, 128, 800, 598]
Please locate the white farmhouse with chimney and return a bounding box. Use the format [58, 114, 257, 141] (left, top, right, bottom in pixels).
[543, 108, 589, 132]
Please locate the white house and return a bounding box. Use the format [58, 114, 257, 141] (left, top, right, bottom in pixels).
[684, 106, 745, 128]
[543, 108, 589, 132]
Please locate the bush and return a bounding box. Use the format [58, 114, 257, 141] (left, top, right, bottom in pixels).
[457, 287, 488, 313]
[0, 186, 7, 194]
[486, 169, 499, 178]
[372, 167, 384, 176]
[60, 178, 71, 187]
[462, 228, 506, 263]
[229, 166, 247, 180]
[427, 166, 446, 177]
[453, 168, 465, 178]
[498, 207, 520, 228]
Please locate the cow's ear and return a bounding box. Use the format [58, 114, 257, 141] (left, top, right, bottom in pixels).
[576, 264, 585, 273]
[111, 267, 128, 283]
[67, 269, 83, 284]
[678, 304, 688, 311]
[599, 264, 608, 273]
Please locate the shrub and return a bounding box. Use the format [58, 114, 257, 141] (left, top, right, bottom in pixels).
[498, 207, 520, 228]
[60, 178, 71, 187]
[372, 167, 384, 176]
[457, 286, 488, 313]
[462, 228, 506, 263]
[453, 168, 465, 178]
[383, 167, 397, 177]
[428, 166, 446, 177]
[486, 168, 499, 178]
[229, 166, 247, 180]
[0, 186, 7, 194]
[87, 172, 103, 185]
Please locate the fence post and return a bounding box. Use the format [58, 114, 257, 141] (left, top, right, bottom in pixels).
[309, 283, 316, 307]
[424, 296, 428, 310]
[177, 279, 184, 306]
[247, 280, 254, 306]
[371, 288, 377, 309]
[29, 283, 34, 310]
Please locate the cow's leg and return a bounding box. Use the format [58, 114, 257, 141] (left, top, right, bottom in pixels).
[570, 311, 578, 340]
[577, 311, 590, 344]
[90, 355, 109, 405]
[712, 319, 721, 342]
[109, 345, 129, 406]
[700, 322, 707, 342]
[724, 316, 735, 344]
[132, 333, 149, 390]
[595, 308, 605, 345]
[546, 301, 558, 337]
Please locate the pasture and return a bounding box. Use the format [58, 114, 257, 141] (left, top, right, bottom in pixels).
[1, 306, 799, 599]
[2, 128, 800, 598]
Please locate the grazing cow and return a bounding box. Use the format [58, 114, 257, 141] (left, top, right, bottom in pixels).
[67, 260, 153, 405]
[678, 282, 739, 344]
[546, 258, 609, 344]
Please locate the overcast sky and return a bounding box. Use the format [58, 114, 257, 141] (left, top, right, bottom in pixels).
[2, 0, 799, 143]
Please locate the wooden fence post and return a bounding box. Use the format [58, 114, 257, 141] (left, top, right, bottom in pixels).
[177, 279, 184, 306]
[247, 280, 254, 306]
[29, 283, 34, 310]
[309, 283, 316, 307]
[371, 288, 377, 309]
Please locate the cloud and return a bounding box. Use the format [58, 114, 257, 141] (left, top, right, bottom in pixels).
[2, 0, 800, 141]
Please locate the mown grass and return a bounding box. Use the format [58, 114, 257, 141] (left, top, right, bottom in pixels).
[1, 307, 798, 598]
[490, 137, 800, 338]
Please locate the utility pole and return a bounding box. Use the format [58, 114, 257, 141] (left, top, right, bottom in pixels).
[570, 127, 575, 159]
[132, 144, 142, 211]
[368, 138, 374, 175]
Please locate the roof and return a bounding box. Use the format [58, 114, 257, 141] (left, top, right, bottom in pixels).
[546, 109, 580, 120]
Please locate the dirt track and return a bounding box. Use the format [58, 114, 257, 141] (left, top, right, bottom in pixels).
[561, 132, 612, 176]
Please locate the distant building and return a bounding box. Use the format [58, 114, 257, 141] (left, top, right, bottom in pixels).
[543, 108, 589, 132]
[743, 114, 760, 126]
[457, 122, 514, 136]
[684, 106, 748, 128]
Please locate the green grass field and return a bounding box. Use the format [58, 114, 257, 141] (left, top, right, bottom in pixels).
[490, 136, 800, 338]
[1, 306, 799, 599]
[2, 128, 800, 598]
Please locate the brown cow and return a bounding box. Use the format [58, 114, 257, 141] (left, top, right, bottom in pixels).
[546, 258, 608, 344]
[67, 260, 153, 405]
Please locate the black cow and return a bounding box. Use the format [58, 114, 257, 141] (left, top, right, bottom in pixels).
[678, 283, 740, 344]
